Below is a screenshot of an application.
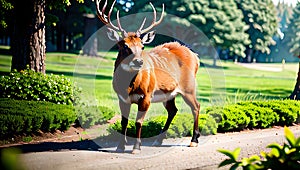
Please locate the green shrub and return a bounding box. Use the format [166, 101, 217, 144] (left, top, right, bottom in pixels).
[218, 126, 300, 169]
[0, 68, 78, 105]
[237, 102, 279, 128]
[75, 103, 116, 128]
[207, 100, 300, 132]
[108, 118, 162, 138]
[168, 114, 194, 138]
[108, 113, 217, 138]
[254, 100, 300, 126]
[199, 114, 218, 135]
[0, 98, 76, 139]
[141, 115, 166, 138]
[208, 105, 250, 132]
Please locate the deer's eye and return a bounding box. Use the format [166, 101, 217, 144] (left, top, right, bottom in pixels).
[141, 46, 145, 50]
[124, 44, 129, 49]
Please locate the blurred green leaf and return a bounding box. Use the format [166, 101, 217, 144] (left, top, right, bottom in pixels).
[218, 148, 241, 161]
[218, 159, 237, 168]
[284, 126, 296, 147]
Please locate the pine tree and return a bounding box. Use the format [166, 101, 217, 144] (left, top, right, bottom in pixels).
[235, 0, 278, 62]
[284, 2, 300, 57]
[129, 0, 250, 60]
[189, 0, 250, 58]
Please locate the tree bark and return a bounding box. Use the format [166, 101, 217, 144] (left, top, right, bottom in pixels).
[29, 0, 46, 73]
[289, 62, 300, 100]
[11, 0, 46, 73]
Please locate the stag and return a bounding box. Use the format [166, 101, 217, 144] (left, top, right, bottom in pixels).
[95, 0, 200, 154]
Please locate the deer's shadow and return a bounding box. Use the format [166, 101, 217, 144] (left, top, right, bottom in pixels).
[0, 135, 184, 154]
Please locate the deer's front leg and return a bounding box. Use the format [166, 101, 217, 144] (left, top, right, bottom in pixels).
[132, 96, 150, 154]
[116, 101, 131, 152]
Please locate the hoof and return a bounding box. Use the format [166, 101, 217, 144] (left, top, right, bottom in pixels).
[189, 142, 198, 147]
[132, 149, 141, 154]
[116, 145, 125, 153]
[152, 139, 163, 146]
[116, 148, 125, 153]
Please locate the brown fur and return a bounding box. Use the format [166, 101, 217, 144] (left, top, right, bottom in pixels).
[113, 35, 200, 153]
[124, 32, 144, 49]
[95, 0, 200, 152]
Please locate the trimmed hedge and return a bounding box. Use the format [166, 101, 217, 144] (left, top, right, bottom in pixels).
[108, 113, 218, 138]
[75, 104, 115, 128]
[0, 98, 76, 139]
[207, 100, 300, 132]
[0, 68, 78, 105]
[109, 99, 300, 138]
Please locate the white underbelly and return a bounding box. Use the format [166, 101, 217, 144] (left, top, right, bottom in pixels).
[118, 88, 181, 104]
[151, 89, 180, 103]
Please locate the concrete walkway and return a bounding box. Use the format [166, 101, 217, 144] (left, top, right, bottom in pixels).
[11, 125, 300, 170]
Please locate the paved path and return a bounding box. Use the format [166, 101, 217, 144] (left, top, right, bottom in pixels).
[237, 63, 283, 72]
[6, 125, 300, 170]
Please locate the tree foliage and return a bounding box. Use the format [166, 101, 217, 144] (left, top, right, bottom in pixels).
[284, 2, 300, 57]
[0, 0, 13, 29]
[187, 0, 250, 57]
[0, 0, 282, 67]
[235, 0, 278, 55]
[131, 0, 250, 57]
[121, 0, 280, 59]
[0, 0, 84, 30]
[287, 2, 300, 100]
[276, 1, 293, 32]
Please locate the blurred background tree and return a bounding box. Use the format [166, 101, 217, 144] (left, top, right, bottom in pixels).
[284, 2, 300, 58]
[122, 0, 250, 66]
[0, 0, 298, 72]
[185, 0, 250, 64]
[0, 0, 84, 73]
[234, 0, 278, 63]
[285, 2, 300, 100]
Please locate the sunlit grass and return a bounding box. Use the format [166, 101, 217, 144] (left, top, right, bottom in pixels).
[0, 54, 11, 72]
[0, 49, 298, 115]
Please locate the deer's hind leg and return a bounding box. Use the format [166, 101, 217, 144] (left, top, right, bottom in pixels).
[182, 92, 200, 147]
[153, 98, 178, 146]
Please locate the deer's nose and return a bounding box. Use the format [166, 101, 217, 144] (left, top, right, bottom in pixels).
[130, 58, 144, 70]
[133, 59, 143, 66]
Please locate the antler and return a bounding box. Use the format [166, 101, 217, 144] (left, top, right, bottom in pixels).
[95, 0, 126, 34]
[138, 3, 165, 34]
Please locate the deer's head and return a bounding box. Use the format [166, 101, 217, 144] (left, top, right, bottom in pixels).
[95, 0, 164, 71]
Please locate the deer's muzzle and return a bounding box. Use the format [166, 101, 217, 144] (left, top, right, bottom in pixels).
[129, 58, 143, 70]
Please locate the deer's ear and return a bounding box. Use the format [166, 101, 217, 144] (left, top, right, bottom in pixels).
[107, 28, 121, 41]
[141, 31, 155, 44]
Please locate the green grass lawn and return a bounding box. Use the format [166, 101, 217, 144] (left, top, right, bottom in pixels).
[0, 48, 298, 118]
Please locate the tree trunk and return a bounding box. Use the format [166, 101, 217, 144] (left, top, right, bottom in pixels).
[82, 14, 98, 57]
[245, 46, 253, 63]
[29, 0, 46, 73]
[56, 26, 65, 51]
[11, 0, 46, 73]
[289, 62, 300, 100]
[11, 1, 31, 72]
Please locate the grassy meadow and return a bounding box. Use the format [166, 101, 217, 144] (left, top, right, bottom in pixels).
[0, 46, 298, 120]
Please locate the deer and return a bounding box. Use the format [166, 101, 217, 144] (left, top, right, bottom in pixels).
[95, 0, 200, 154]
